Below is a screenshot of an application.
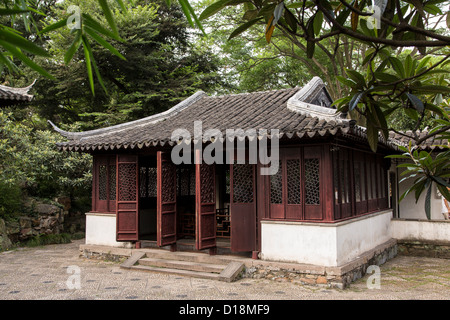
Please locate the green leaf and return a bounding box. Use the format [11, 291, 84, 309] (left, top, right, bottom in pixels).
[0, 8, 29, 15]
[410, 85, 450, 94]
[199, 0, 234, 20]
[64, 30, 82, 65]
[182, 0, 205, 33]
[82, 13, 121, 41]
[406, 93, 424, 113]
[389, 57, 405, 78]
[345, 69, 365, 88]
[374, 71, 400, 83]
[0, 28, 49, 57]
[366, 123, 379, 152]
[38, 18, 68, 35]
[98, 0, 119, 38]
[424, 183, 432, 220]
[81, 35, 95, 95]
[228, 17, 262, 40]
[0, 39, 54, 79]
[313, 10, 323, 36]
[336, 75, 357, 88]
[84, 26, 126, 60]
[284, 7, 297, 33]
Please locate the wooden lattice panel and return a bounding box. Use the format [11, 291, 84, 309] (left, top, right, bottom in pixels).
[118, 163, 137, 202]
[270, 162, 283, 204]
[109, 164, 116, 200]
[161, 165, 176, 203]
[305, 159, 320, 205]
[200, 164, 214, 203]
[287, 159, 301, 204]
[232, 164, 253, 203]
[99, 165, 107, 200]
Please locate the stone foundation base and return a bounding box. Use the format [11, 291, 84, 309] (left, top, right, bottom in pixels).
[244, 239, 398, 289]
[397, 240, 450, 259]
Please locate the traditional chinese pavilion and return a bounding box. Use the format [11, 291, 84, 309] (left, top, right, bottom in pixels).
[51, 77, 397, 268]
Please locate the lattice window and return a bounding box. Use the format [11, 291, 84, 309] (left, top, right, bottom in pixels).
[109, 164, 116, 200]
[148, 168, 157, 197]
[200, 164, 214, 203]
[361, 161, 366, 201]
[232, 164, 253, 203]
[139, 167, 147, 198]
[354, 161, 361, 202]
[99, 165, 107, 200]
[333, 155, 339, 204]
[161, 165, 175, 203]
[305, 159, 320, 205]
[270, 162, 283, 204]
[287, 159, 301, 204]
[118, 163, 137, 202]
[178, 168, 191, 196]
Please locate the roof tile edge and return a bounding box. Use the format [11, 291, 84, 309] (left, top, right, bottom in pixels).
[48, 90, 207, 141]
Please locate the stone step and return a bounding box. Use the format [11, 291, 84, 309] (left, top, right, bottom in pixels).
[138, 257, 226, 274]
[130, 264, 222, 281]
[136, 248, 238, 265]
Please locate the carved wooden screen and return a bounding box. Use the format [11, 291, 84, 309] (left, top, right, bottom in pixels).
[303, 147, 323, 220]
[93, 155, 116, 213]
[195, 150, 216, 250]
[116, 154, 139, 241]
[354, 151, 368, 215]
[230, 160, 256, 252]
[157, 151, 177, 247]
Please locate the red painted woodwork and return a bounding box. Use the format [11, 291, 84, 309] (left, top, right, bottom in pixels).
[92, 155, 116, 213]
[195, 150, 216, 250]
[157, 151, 177, 247]
[269, 147, 323, 220]
[116, 154, 139, 241]
[230, 160, 256, 252]
[303, 146, 323, 220]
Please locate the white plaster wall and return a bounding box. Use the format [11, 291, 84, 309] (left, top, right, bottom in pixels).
[260, 221, 338, 266]
[261, 210, 393, 267]
[391, 219, 450, 243]
[335, 210, 392, 265]
[85, 213, 132, 248]
[394, 165, 446, 220]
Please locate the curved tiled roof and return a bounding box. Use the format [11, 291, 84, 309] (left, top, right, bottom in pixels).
[50, 77, 399, 152]
[0, 80, 35, 103]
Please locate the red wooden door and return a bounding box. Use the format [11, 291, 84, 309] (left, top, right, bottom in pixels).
[195, 150, 216, 250]
[230, 161, 256, 252]
[157, 151, 177, 247]
[116, 155, 139, 241]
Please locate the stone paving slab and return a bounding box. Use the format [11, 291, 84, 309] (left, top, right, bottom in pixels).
[0, 239, 449, 300]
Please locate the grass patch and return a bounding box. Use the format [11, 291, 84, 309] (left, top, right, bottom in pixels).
[25, 233, 72, 247]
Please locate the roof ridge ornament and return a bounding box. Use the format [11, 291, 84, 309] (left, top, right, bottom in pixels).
[287, 77, 345, 122]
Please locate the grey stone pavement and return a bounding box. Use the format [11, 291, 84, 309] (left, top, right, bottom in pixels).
[0, 239, 449, 300]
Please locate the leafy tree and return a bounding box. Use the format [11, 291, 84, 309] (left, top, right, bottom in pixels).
[195, 0, 450, 218]
[23, 0, 221, 129]
[0, 111, 92, 213]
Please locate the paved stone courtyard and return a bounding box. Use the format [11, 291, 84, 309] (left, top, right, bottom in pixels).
[0, 239, 449, 300]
